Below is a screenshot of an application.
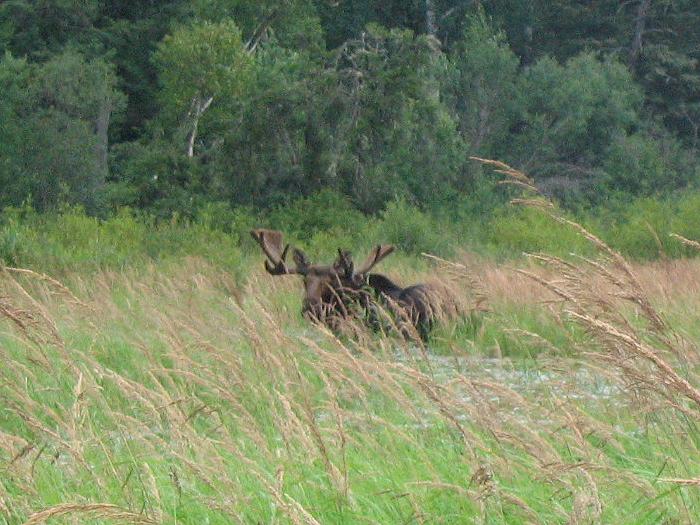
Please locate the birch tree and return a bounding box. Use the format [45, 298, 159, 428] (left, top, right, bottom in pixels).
[155, 20, 253, 158]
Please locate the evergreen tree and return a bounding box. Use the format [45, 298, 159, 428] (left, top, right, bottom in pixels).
[0, 50, 124, 211]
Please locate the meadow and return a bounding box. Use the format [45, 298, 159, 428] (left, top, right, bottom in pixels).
[1, 170, 700, 524]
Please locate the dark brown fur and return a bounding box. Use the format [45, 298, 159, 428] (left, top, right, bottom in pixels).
[366, 274, 435, 341]
[250, 229, 438, 339]
[250, 230, 377, 328]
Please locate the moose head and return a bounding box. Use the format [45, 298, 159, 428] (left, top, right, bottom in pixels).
[250, 229, 394, 326]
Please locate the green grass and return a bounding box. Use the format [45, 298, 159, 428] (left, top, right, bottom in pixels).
[0, 250, 698, 524]
[5, 185, 700, 279]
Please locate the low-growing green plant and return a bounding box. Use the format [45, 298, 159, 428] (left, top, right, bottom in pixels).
[481, 205, 596, 258]
[267, 190, 367, 241]
[372, 198, 455, 256]
[4, 183, 700, 278]
[597, 192, 700, 260]
[0, 205, 245, 276]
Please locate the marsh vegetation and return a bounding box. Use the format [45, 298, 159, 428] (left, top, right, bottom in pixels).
[2, 166, 699, 524]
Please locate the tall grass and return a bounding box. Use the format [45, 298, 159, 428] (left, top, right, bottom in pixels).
[0, 162, 699, 523]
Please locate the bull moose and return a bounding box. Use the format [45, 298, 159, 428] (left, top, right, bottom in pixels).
[250, 229, 441, 340]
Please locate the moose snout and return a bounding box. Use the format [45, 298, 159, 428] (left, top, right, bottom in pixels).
[302, 299, 326, 322]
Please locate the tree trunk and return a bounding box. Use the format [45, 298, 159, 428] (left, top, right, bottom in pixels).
[629, 0, 652, 68]
[95, 95, 112, 185]
[187, 95, 214, 158]
[425, 0, 437, 37]
[245, 7, 282, 53]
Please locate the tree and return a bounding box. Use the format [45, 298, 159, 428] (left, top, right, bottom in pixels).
[154, 20, 253, 158]
[0, 0, 102, 56]
[212, 45, 335, 207]
[192, 0, 326, 54]
[37, 50, 124, 189]
[208, 24, 465, 212]
[315, 0, 426, 49]
[331, 24, 463, 211]
[445, 15, 519, 162]
[0, 53, 33, 209]
[602, 130, 693, 195]
[629, 1, 700, 147]
[98, 0, 190, 142]
[508, 53, 643, 202]
[0, 50, 124, 211]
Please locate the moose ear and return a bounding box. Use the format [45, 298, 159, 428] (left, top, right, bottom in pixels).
[357, 245, 395, 274]
[292, 248, 310, 272]
[333, 249, 354, 277]
[250, 229, 285, 260]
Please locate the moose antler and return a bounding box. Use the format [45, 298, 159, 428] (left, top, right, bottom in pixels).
[250, 229, 305, 275]
[333, 248, 354, 278]
[357, 245, 395, 274]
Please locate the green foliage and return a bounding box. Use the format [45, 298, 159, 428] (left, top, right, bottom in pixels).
[154, 19, 253, 158]
[155, 19, 252, 116]
[214, 45, 334, 207]
[0, 0, 101, 56]
[599, 193, 700, 260]
[640, 40, 700, 147]
[0, 206, 245, 274]
[315, 0, 426, 49]
[601, 131, 694, 195]
[0, 52, 31, 208]
[4, 186, 700, 279]
[267, 189, 366, 243]
[193, 0, 326, 53]
[100, 1, 190, 141]
[373, 198, 453, 256]
[0, 50, 124, 212]
[598, 198, 675, 260]
[507, 53, 644, 203]
[195, 200, 257, 239]
[446, 14, 519, 160]
[333, 24, 463, 211]
[482, 206, 595, 258]
[107, 139, 204, 216]
[1, 0, 700, 255]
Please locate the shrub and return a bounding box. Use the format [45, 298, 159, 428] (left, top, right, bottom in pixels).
[373, 199, 454, 256]
[0, 206, 244, 275]
[600, 192, 700, 259]
[602, 132, 688, 195]
[482, 206, 595, 258]
[267, 189, 367, 243]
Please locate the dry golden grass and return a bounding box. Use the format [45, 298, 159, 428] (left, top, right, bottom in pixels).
[0, 248, 697, 522]
[449, 251, 700, 308]
[0, 162, 698, 523]
[473, 157, 700, 410]
[22, 503, 156, 525]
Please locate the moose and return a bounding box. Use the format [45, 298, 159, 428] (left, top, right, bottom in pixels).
[250, 229, 441, 340]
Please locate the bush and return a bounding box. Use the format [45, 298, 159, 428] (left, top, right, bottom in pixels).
[0, 206, 245, 275]
[602, 133, 688, 195]
[372, 199, 454, 256]
[482, 205, 595, 258]
[599, 193, 700, 259]
[195, 201, 257, 242]
[267, 190, 367, 243]
[4, 189, 700, 278]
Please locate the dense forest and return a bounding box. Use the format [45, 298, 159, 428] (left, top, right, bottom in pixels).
[1, 0, 700, 249]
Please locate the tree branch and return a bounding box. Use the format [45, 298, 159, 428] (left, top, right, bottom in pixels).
[187, 95, 214, 158]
